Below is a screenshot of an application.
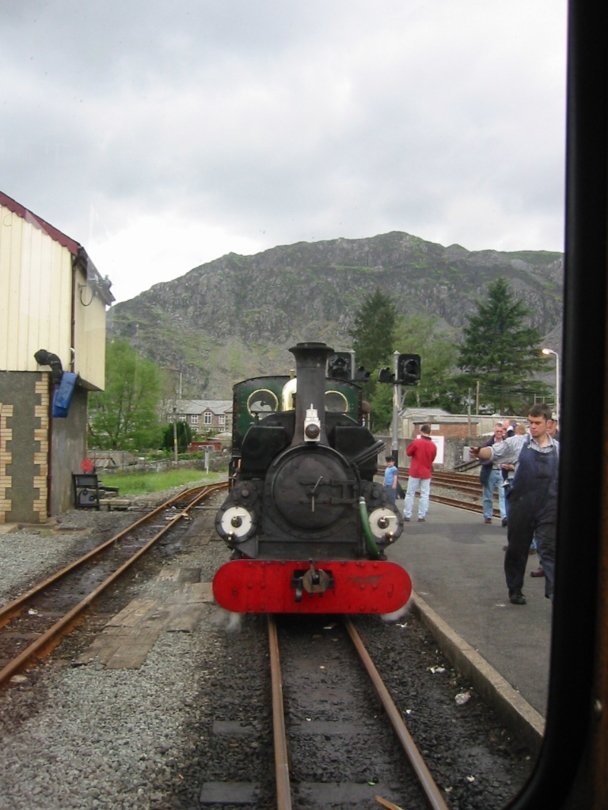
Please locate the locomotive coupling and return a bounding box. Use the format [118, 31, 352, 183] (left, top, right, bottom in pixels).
[291, 561, 334, 602]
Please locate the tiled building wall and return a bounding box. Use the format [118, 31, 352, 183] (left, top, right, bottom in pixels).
[0, 372, 49, 523]
[33, 377, 50, 519]
[0, 402, 13, 520]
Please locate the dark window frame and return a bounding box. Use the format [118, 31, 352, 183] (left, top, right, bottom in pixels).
[511, 3, 607, 807]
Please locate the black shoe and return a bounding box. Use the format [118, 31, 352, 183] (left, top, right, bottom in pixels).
[484, 518, 492, 524]
[403, 516, 411, 522]
[509, 590, 527, 605]
[417, 517, 426, 522]
[501, 517, 508, 527]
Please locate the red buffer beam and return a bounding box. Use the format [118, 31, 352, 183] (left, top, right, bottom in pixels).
[213, 559, 412, 614]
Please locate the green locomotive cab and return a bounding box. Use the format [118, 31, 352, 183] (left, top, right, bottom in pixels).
[229, 372, 365, 480]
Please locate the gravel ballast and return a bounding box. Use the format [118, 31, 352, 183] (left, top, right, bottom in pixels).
[0, 493, 536, 809]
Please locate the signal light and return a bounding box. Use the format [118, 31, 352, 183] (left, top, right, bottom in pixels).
[327, 351, 355, 380]
[397, 354, 421, 385]
[378, 367, 394, 384]
[355, 366, 370, 382]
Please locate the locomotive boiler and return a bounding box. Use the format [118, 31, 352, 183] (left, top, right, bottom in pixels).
[212, 341, 411, 614]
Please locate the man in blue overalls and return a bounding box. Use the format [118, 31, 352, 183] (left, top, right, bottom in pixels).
[470, 403, 559, 605]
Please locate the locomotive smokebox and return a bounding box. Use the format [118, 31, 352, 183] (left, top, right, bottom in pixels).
[288, 342, 334, 446]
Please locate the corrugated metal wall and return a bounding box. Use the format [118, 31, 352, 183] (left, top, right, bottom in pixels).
[72, 272, 106, 391]
[0, 206, 72, 372]
[0, 200, 106, 390]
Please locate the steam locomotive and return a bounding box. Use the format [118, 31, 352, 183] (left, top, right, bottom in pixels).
[212, 341, 411, 614]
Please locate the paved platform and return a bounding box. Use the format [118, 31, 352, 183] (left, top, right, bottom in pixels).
[387, 500, 551, 735]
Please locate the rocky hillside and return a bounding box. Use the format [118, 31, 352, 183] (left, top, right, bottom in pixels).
[107, 231, 563, 397]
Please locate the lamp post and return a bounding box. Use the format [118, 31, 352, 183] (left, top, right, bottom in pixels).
[172, 406, 179, 464]
[391, 350, 400, 460]
[542, 348, 560, 422]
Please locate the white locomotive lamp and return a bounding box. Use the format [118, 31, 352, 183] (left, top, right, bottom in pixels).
[303, 403, 321, 442]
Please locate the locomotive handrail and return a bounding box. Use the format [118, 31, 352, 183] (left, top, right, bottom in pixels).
[358, 497, 381, 559]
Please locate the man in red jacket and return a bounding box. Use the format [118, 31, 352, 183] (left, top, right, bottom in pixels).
[403, 423, 437, 522]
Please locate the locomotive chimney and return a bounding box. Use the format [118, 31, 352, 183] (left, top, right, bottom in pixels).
[288, 342, 333, 446]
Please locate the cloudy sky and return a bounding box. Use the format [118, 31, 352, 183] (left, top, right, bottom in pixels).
[2, 1, 567, 303]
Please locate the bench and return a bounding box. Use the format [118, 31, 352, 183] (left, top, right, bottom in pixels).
[72, 474, 121, 509]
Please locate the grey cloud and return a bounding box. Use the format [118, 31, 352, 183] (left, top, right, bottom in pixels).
[1, 1, 567, 300]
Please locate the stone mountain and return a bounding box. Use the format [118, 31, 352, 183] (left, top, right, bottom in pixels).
[107, 231, 563, 397]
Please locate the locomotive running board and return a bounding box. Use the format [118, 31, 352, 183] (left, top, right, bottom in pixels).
[212, 559, 412, 614]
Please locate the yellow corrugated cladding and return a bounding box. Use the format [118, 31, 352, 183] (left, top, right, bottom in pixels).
[0, 202, 106, 390]
[0, 206, 71, 370]
[72, 263, 106, 390]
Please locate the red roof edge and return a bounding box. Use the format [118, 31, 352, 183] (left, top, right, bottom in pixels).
[0, 189, 115, 305]
[0, 189, 81, 255]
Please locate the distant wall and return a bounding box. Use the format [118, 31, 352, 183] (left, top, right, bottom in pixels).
[379, 413, 529, 470]
[378, 431, 474, 470]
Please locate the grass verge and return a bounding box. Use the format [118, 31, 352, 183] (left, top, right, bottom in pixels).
[98, 468, 223, 496]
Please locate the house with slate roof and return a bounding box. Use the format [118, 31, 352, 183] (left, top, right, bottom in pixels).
[167, 399, 233, 434]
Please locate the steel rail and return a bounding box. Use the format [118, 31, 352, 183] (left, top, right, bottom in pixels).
[377, 467, 502, 517]
[268, 616, 293, 810]
[431, 494, 480, 511]
[430, 494, 503, 519]
[411, 473, 483, 497]
[0, 481, 227, 627]
[345, 619, 450, 810]
[379, 468, 498, 499]
[0, 482, 227, 687]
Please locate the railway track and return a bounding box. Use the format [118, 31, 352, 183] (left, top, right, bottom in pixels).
[401, 469, 483, 499]
[0, 471, 487, 691]
[0, 481, 228, 687]
[267, 616, 449, 810]
[380, 467, 504, 518]
[1, 477, 534, 807]
[382, 467, 488, 496]
[430, 471, 505, 518]
[431, 471, 483, 496]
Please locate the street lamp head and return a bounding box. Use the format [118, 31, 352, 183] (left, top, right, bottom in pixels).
[541, 348, 560, 422]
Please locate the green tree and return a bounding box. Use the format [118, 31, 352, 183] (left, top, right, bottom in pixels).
[394, 314, 459, 410]
[89, 340, 163, 449]
[348, 288, 398, 431]
[457, 278, 551, 413]
[349, 287, 398, 372]
[162, 420, 192, 453]
[367, 381, 394, 431]
[366, 313, 461, 429]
